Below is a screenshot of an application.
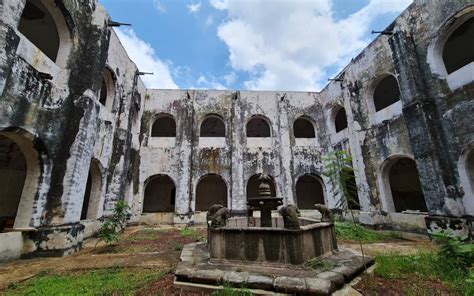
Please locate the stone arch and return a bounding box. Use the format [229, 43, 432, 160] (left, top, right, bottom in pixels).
[18, 0, 72, 68]
[372, 75, 401, 112]
[334, 106, 348, 133]
[0, 129, 47, 230]
[246, 115, 271, 137]
[295, 174, 325, 209]
[80, 159, 103, 220]
[458, 143, 474, 215]
[246, 174, 276, 200]
[151, 114, 176, 137]
[143, 175, 176, 213]
[293, 117, 315, 138]
[380, 156, 428, 213]
[200, 114, 226, 137]
[99, 67, 116, 112]
[195, 174, 228, 211]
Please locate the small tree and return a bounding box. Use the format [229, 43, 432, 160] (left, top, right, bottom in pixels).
[323, 149, 367, 271]
[96, 201, 130, 246]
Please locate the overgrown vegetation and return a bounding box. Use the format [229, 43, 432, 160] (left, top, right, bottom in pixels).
[96, 201, 130, 246]
[374, 233, 474, 295]
[180, 227, 206, 242]
[4, 268, 166, 296]
[303, 258, 337, 271]
[212, 282, 252, 296]
[335, 221, 403, 243]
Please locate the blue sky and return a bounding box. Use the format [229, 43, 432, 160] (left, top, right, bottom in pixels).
[99, 0, 412, 91]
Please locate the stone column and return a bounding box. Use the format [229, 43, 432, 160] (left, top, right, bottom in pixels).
[277, 95, 295, 205]
[230, 92, 246, 215]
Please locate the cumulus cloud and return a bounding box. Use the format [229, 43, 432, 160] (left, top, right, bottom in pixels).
[115, 28, 178, 89]
[196, 74, 226, 89]
[212, 0, 412, 91]
[187, 1, 202, 14]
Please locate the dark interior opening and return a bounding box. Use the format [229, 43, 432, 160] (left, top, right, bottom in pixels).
[246, 117, 271, 137]
[296, 174, 325, 209]
[443, 18, 474, 74]
[335, 108, 348, 132]
[80, 171, 92, 220]
[99, 78, 107, 106]
[151, 116, 176, 137]
[18, 0, 60, 62]
[294, 118, 315, 138]
[195, 174, 227, 211]
[373, 76, 400, 111]
[143, 175, 176, 213]
[200, 116, 225, 137]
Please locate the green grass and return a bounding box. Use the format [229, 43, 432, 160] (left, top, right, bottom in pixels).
[303, 258, 337, 271]
[375, 251, 474, 295]
[4, 267, 167, 296]
[180, 227, 205, 242]
[174, 242, 184, 251]
[335, 222, 403, 243]
[211, 282, 252, 296]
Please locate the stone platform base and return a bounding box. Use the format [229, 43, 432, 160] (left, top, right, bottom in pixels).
[175, 242, 374, 295]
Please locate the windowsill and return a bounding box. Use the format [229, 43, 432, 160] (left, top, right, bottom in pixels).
[295, 138, 318, 147]
[247, 137, 272, 148]
[330, 129, 347, 144]
[446, 62, 474, 91]
[148, 137, 176, 147]
[199, 137, 226, 148]
[371, 100, 403, 125]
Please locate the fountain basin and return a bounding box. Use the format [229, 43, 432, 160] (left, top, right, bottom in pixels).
[209, 217, 337, 265]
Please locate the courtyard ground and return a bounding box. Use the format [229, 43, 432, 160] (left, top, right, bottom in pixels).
[0, 224, 465, 295]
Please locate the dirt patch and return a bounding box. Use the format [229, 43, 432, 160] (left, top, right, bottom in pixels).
[354, 275, 456, 296]
[136, 274, 206, 296]
[339, 240, 436, 256]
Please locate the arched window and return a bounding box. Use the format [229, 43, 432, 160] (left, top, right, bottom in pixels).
[466, 150, 474, 193]
[334, 107, 348, 132]
[386, 158, 427, 212]
[80, 160, 102, 220]
[151, 115, 176, 137]
[246, 174, 276, 199]
[143, 175, 176, 213]
[294, 117, 315, 138]
[373, 75, 400, 112]
[99, 68, 115, 111]
[18, 0, 71, 67]
[200, 115, 225, 137]
[195, 174, 227, 211]
[443, 17, 474, 74]
[296, 174, 325, 209]
[246, 116, 271, 137]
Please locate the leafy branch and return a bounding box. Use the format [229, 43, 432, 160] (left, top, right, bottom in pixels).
[95, 201, 130, 247]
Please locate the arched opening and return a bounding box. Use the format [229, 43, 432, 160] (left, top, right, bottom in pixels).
[387, 158, 427, 212]
[294, 117, 315, 138]
[151, 115, 176, 137]
[467, 150, 474, 193]
[99, 68, 115, 111]
[195, 174, 227, 211]
[296, 174, 325, 209]
[18, 0, 60, 62]
[80, 160, 102, 220]
[334, 107, 348, 132]
[246, 174, 276, 199]
[0, 131, 43, 231]
[442, 17, 474, 74]
[143, 175, 176, 213]
[200, 115, 225, 137]
[246, 116, 271, 137]
[373, 75, 400, 112]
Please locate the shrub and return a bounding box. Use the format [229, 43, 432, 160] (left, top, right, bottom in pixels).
[96, 201, 130, 245]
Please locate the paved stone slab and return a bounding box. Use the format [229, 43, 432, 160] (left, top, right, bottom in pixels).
[316, 271, 344, 289]
[274, 276, 306, 294]
[305, 277, 332, 295]
[223, 271, 249, 286]
[247, 274, 274, 290]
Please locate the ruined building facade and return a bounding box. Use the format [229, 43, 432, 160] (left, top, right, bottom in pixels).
[0, 0, 473, 261]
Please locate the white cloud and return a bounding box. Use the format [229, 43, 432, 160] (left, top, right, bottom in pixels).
[213, 0, 412, 91]
[223, 71, 237, 86]
[115, 28, 178, 89]
[153, 0, 166, 13]
[205, 15, 214, 27]
[187, 1, 202, 14]
[196, 74, 226, 89]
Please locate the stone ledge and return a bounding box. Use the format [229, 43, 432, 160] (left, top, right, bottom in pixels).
[175, 242, 374, 295]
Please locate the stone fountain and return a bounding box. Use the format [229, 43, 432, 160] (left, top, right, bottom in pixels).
[174, 173, 374, 295]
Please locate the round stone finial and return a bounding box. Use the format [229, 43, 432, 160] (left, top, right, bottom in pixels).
[257, 173, 272, 197]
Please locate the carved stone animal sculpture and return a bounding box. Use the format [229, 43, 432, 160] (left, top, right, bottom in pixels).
[278, 204, 300, 229]
[314, 203, 334, 222]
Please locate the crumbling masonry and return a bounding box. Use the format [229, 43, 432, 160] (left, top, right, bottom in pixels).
[0, 0, 473, 261]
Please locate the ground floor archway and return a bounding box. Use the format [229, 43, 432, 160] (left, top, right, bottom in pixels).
[143, 175, 176, 213]
[195, 174, 227, 211]
[386, 157, 427, 212]
[0, 130, 43, 230]
[80, 159, 103, 220]
[295, 174, 325, 209]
